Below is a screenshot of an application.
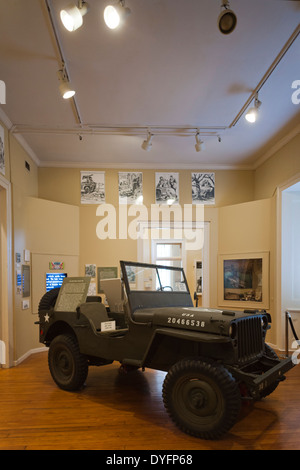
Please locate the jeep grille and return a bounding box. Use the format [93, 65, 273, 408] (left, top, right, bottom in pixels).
[235, 316, 264, 364]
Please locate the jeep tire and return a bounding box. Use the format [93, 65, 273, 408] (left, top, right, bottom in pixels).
[38, 287, 60, 312]
[162, 358, 241, 440]
[48, 334, 88, 391]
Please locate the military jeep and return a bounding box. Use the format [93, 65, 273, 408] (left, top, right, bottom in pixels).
[37, 261, 295, 440]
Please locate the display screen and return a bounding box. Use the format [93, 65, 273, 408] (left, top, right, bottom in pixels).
[46, 273, 67, 292]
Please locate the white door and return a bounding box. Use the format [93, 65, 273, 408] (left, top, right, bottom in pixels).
[281, 182, 300, 348]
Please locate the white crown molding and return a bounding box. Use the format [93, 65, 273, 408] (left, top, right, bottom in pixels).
[38, 160, 254, 171]
[2, 105, 299, 172]
[253, 122, 300, 170]
[0, 107, 40, 167]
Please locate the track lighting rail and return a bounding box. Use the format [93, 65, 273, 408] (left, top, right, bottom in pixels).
[45, 0, 83, 126]
[40, 1, 299, 151]
[11, 124, 226, 138]
[230, 23, 300, 127]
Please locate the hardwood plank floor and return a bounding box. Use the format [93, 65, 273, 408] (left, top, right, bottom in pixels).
[0, 351, 300, 450]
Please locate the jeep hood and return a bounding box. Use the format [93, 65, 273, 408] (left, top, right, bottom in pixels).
[132, 306, 258, 335]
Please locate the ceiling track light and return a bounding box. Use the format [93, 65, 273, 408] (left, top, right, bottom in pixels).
[218, 0, 237, 35]
[195, 132, 205, 152]
[245, 93, 262, 123]
[57, 68, 76, 99]
[141, 131, 153, 151]
[60, 0, 89, 32]
[104, 0, 131, 30]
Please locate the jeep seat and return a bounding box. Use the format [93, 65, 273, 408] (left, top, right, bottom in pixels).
[79, 302, 109, 331]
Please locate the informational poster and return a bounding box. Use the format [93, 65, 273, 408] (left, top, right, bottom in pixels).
[191, 172, 215, 205]
[118, 172, 143, 204]
[54, 277, 90, 312]
[85, 264, 96, 277]
[22, 265, 30, 297]
[155, 172, 179, 204]
[80, 171, 105, 204]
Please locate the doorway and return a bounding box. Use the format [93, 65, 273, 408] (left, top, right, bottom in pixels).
[0, 175, 13, 367]
[138, 221, 210, 307]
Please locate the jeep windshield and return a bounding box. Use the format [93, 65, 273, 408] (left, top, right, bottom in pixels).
[121, 261, 189, 293]
[120, 261, 193, 313]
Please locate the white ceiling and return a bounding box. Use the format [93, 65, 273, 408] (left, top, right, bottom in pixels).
[0, 0, 299, 169]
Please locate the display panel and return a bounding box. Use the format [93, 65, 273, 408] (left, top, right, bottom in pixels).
[46, 272, 67, 292]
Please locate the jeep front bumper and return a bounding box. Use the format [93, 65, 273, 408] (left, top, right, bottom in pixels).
[227, 355, 295, 398]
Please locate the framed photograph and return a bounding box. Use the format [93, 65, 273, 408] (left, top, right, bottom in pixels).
[0, 124, 5, 176]
[155, 172, 179, 204]
[118, 172, 143, 204]
[218, 252, 269, 309]
[81, 171, 105, 204]
[192, 172, 215, 205]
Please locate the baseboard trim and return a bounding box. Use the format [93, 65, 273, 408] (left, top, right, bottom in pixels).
[14, 346, 48, 367]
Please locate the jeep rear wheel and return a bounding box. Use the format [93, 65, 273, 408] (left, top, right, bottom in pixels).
[48, 334, 88, 391]
[162, 359, 241, 440]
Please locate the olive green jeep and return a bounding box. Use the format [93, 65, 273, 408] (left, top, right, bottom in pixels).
[37, 261, 295, 439]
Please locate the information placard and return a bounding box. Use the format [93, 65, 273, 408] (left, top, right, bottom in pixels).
[54, 277, 91, 312]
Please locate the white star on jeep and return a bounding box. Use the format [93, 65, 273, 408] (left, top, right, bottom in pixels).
[44, 313, 50, 323]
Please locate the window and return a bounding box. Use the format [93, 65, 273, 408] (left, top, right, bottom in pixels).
[154, 242, 182, 268]
[152, 242, 184, 290]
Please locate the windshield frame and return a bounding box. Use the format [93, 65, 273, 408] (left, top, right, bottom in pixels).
[120, 260, 190, 294]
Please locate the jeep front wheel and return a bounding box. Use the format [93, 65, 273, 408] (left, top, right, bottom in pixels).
[48, 334, 88, 391]
[162, 359, 241, 440]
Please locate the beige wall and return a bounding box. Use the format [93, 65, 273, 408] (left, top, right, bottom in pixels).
[0, 120, 81, 363]
[254, 132, 300, 200]
[38, 167, 254, 299]
[14, 196, 79, 361]
[38, 168, 255, 208]
[0, 122, 40, 364]
[218, 197, 276, 344]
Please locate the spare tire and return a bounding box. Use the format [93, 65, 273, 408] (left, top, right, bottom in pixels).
[38, 287, 60, 312]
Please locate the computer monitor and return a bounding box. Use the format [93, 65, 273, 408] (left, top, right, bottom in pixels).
[46, 272, 67, 292]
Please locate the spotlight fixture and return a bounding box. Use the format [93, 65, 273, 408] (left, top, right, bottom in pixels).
[141, 132, 153, 151]
[195, 133, 205, 152]
[57, 69, 76, 99]
[104, 0, 131, 30]
[218, 0, 237, 35]
[60, 1, 89, 32]
[245, 93, 262, 123]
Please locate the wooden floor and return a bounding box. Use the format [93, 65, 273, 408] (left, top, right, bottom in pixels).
[0, 351, 300, 450]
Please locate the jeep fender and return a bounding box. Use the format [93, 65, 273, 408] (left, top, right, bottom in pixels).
[141, 328, 231, 370]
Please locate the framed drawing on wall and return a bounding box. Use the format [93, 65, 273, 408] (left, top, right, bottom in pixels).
[218, 252, 269, 309]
